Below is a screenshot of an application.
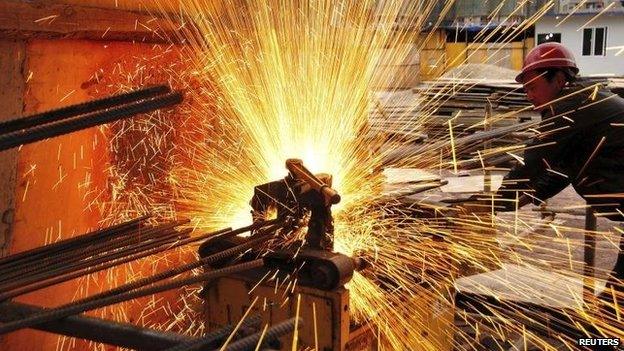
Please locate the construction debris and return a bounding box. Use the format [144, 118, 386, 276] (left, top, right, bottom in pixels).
[370, 64, 540, 150]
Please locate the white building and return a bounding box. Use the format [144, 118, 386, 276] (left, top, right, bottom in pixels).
[557, 0, 624, 13]
[534, 8, 624, 76]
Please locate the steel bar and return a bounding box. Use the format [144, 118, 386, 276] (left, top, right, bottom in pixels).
[0, 221, 188, 284]
[0, 228, 152, 277]
[0, 219, 277, 300]
[205, 218, 284, 244]
[219, 318, 303, 351]
[162, 315, 264, 351]
[0, 219, 188, 278]
[0, 259, 264, 335]
[0, 220, 188, 285]
[61, 229, 277, 309]
[0, 302, 192, 350]
[0, 215, 150, 268]
[0, 228, 189, 295]
[0, 229, 196, 301]
[0, 91, 183, 151]
[0, 86, 170, 135]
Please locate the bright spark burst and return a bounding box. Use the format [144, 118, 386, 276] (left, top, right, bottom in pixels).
[156, 1, 463, 348]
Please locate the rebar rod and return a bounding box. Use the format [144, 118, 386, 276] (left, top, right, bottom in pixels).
[59, 230, 277, 309]
[0, 220, 188, 285]
[0, 229, 189, 294]
[0, 228, 198, 301]
[0, 302, 192, 350]
[0, 219, 279, 300]
[204, 218, 284, 244]
[0, 86, 170, 135]
[0, 215, 150, 268]
[0, 91, 183, 151]
[0, 259, 264, 335]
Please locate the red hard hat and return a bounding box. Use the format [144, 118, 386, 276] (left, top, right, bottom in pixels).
[515, 42, 578, 83]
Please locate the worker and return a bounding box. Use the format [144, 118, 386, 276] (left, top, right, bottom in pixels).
[469, 42, 624, 327]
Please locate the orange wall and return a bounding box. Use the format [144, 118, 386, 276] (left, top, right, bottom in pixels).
[1, 39, 170, 351]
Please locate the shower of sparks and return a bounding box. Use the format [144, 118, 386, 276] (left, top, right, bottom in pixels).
[50, 0, 624, 350]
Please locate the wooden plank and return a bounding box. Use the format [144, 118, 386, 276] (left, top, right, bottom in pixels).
[0, 40, 25, 258]
[0, 0, 181, 43]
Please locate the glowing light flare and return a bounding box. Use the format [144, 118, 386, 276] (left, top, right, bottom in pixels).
[158, 0, 423, 234]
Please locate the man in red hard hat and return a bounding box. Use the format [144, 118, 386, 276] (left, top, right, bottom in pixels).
[515, 42, 579, 110]
[476, 42, 624, 333]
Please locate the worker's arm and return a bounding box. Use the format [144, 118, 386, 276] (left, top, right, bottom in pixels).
[460, 131, 573, 214]
[495, 115, 579, 211]
[466, 88, 594, 213]
[496, 143, 572, 211]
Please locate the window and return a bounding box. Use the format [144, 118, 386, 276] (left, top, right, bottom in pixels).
[594, 27, 606, 55]
[537, 33, 561, 44]
[583, 28, 592, 55]
[582, 27, 607, 56]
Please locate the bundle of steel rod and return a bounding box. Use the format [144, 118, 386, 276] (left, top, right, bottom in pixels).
[0, 218, 284, 335]
[0, 84, 184, 151]
[0, 215, 192, 301]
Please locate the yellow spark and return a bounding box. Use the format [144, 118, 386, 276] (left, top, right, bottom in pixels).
[22, 180, 29, 202]
[606, 46, 624, 56]
[249, 270, 272, 295]
[590, 85, 599, 100]
[34, 14, 59, 24]
[313, 302, 319, 351]
[612, 287, 621, 322]
[292, 293, 301, 351]
[448, 120, 458, 174]
[576, 136, 606, 180]
[102, 27, 111, 38]
[59, 89, 76, 103]
[254, 324, 270, 351]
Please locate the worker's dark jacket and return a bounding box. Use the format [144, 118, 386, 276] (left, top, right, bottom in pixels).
[498, 82, 624, 220]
